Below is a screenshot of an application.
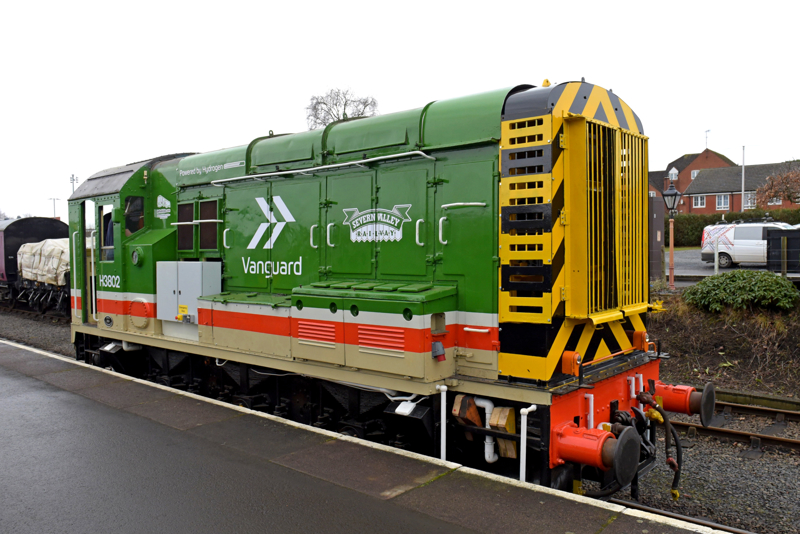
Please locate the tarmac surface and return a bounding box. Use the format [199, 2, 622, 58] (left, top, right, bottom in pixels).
[666, 248, 799, 282]
[0, 339, 726, 534]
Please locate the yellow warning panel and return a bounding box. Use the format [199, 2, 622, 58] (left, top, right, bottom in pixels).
[178, 304, 188, 315]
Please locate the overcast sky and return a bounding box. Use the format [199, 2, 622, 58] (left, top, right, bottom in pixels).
[1, 0, 794, 221]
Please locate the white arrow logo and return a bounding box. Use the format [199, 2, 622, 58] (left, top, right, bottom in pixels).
[247, 196, 295, 249]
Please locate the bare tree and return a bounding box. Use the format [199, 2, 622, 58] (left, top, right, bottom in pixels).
[0, 208, 7, 220]
[306, 89, 378, 130]
[756, 161, 800, 206]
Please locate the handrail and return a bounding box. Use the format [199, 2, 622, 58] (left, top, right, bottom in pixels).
[326, 223, 335, 247]
[71, 231, 79, 319]
[463, 327, 490, 333]
[438, 217, 447, 245]
[170, 219, 223, 226]
[415, 219, 424, 246]
[90, 230, 98, 321]
[223, 228, 230, 249]
[211, 151, 437, 187]
[441, 202, 486, 210]
[310, 224, 318, 249]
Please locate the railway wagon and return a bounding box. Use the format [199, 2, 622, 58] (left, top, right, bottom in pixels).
[68, 80, 713, 497]
[0, 217, 69, 312]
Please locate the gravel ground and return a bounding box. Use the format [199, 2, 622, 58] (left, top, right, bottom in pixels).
[625, 426, 800, 534]
[0, 308, 74, 356]
[3, 308, 800, 533]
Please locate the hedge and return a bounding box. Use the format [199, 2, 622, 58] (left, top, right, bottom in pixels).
[664, 207, 800, 247]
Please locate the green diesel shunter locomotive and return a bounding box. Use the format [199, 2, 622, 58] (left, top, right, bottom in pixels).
[68, 80, 713, 497]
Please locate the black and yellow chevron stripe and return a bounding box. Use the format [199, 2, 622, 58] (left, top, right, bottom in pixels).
[497, 81, 648, 383]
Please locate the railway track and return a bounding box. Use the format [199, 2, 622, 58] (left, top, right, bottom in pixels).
[609, 499, 758, 534]
[671, 399, 800, 453]
[0, 303, 69, 324]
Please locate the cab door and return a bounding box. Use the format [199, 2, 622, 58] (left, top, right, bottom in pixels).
[68, 201, 87, 324]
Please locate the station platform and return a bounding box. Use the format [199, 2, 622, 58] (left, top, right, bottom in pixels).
[0, 339, 723, 534]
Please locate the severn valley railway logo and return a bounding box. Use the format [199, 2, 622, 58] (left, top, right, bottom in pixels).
[342, 205, 412, 243]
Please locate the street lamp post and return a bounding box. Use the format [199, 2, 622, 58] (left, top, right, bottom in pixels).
[49, 198, 59, 218]
[662, 184, 682, 290]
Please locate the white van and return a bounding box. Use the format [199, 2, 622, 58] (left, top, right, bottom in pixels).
[700, 221, 793, 268]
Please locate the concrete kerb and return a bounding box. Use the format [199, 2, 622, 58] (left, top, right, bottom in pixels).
[0, 338, 730, 534]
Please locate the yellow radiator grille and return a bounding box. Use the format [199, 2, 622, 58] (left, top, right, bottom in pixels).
[584, 121, 648, 316]
[617, 131, 648, 311]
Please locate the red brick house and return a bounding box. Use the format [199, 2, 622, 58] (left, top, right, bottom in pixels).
[648, 149, 735, 209]
[682, 162, 798, 214]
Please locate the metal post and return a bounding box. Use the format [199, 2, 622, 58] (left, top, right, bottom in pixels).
[49, 198, 59, 218]
[661, 244, 666, 285]
[519, 405, 537, 482]
[435, 385, 447, 461]
[781, 236, 788, 277]
[741, 147, 745, 211]
[714, 237, 719, 276]
[669, 217, 675, 290]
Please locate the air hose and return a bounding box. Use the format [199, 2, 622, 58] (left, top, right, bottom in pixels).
[638, 392, 683, 500]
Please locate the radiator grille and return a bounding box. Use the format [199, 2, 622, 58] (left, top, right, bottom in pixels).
[618, 131, 648, 309]
[586, 122, 618, 314]
[585, 121, 648, 314]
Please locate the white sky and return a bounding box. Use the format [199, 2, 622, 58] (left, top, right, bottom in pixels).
[1, 0, 795, 221]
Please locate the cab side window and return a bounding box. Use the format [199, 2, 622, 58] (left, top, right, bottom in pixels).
[124, 196, 145, 237]
[100, 205, 114, 261]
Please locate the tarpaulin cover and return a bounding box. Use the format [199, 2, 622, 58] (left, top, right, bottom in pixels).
[17, 238, 70, 286]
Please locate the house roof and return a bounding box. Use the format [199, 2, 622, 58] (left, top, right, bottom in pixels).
[649, 170, 666, 191]
[665, 149, 737, 175]
[683, 162, 787, 195]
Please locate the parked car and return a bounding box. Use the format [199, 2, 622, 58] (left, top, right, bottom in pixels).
[700, 220, 793, 268]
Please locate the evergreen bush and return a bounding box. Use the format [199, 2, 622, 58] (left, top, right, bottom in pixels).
[683, 270, 800, 312]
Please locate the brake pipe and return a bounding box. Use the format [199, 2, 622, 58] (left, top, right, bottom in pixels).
[435, 385, 447, 461]
[519, 405, 538, 482]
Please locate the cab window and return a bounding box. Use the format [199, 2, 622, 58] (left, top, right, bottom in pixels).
[124, 196, 145, 237]
[100, 204, 114, 261]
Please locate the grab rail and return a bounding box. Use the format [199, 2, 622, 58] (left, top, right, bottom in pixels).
[327, 223, 335, 247]
[90, 230, 97, 321]
[71, 231, 79, 319]
[415, 219, 424, 247]
[211, 151, 437, 187]
[310, 224, 318, 249]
